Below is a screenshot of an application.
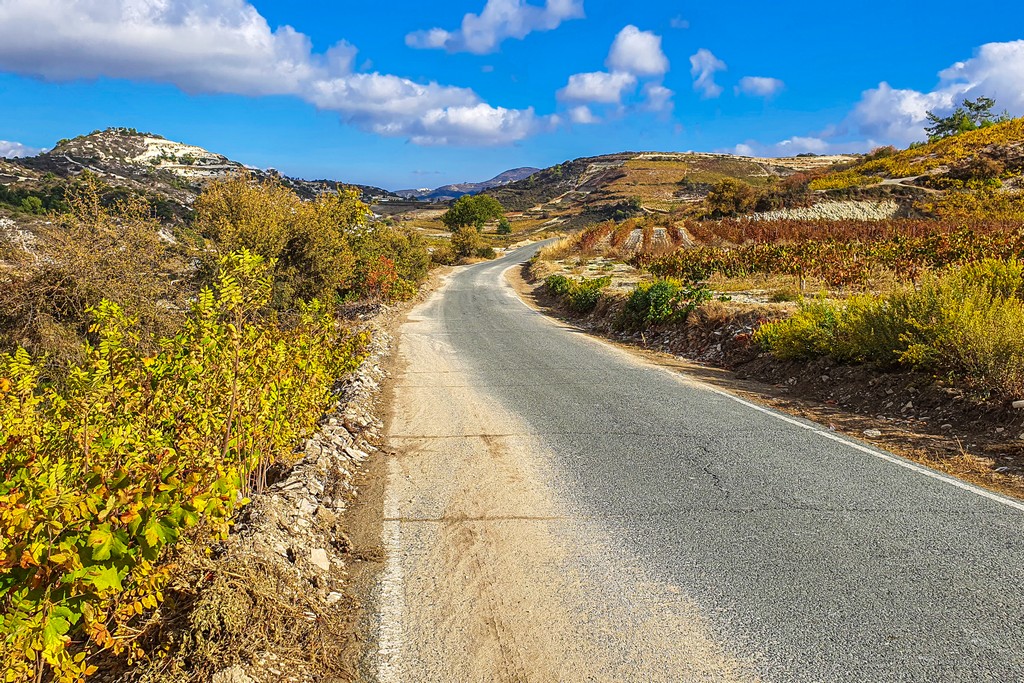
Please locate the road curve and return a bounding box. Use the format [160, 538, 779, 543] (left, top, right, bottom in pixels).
[371, 242, 1024, 682]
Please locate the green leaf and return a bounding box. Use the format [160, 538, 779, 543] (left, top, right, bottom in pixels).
[87, 525, 113, 561]
[87, 524, 128, 561]
[85, 566, 122, 592]
[43, 613, 71, 651]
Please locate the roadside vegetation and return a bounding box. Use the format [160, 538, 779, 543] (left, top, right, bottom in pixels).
[754, 259, 1024, 397]
[529, 110, 1024, 496]
[438, 194, 507, 260]
[0, 174, 429, 681]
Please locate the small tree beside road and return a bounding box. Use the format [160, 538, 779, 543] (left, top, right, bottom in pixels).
[440, 195, 505, 232]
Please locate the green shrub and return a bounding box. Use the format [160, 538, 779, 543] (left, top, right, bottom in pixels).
[544, 274, 610, 313]
[754, 259, 1024, 396]
[19, 196, 44, 214]
[450, 227, 483, 258]
[440, 195, 504, 231]
[476, 246, 497, 260]
[431, 242, 457, 265]
[621, 278, 713, 328]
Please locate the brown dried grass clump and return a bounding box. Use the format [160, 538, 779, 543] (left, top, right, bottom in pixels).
[122, 539, 356, 683]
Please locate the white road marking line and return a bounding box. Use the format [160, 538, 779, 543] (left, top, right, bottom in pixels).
[701, 370, 1024, 515]
[500, 258, 1024, 515]
[377, 456, 406, 682]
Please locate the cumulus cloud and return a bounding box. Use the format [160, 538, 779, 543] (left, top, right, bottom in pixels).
[405, 0, 584, 54]
[670, 16, 690, 29]
[775, 135, 832, 154]
[0, 0, 320, 96]
[849, 40, 1024, 145]
[736, 76, 784, 98]
[642, 83, 674, 113]
[848, 83, 950, 146]
[729, 135, 864, 158]
[606, 25, 669, 77]
[558, 71, 637, 104]
[689, 48, 726, 98]
[557, 24, 670, 121]
[0, 140, 42, 158]
[568, 105, 599, 124]
[730, 40, 1024, 157]
[0, 0, 548, 146]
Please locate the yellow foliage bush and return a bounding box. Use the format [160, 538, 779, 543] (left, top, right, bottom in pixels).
[0, 250, 367, 682]
[754, 259, 1024, 397]
[196, 175, 429, 306]
[917, 185, 1024, 221]
[808, 171, 882, 191]
[859, 117, 1024, 178]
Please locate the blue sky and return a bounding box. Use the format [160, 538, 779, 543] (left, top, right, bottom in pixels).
[1, 1, 1022, 189]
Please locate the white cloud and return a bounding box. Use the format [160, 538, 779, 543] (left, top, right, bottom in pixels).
[848, 83, 950, 146]
[568, 105, 599, 124]
[730, 40, 1024, 157]
[938, 39, 1024, 111]
[847, 39, 1024, 148]
[670, 16, 689, 29]
[642, 83, 674, 113]
[558, 71, 637, 103]
[775, 136, 831, 154]
[727, 135, 867, 158]
[606, 25, 669, 77]
[849, 40, 1024, 145]
[0, 0, 548, 146]
[557, 24, 670, 120]
[0, 0, 321, 97]
[407, 28, 451, 50]
[405, 0, 584, 54]
[736, 76, 784, 98]
[0, 140, 42, 158]
[689, 48, 726, 98]
[410, 104, 546, 146]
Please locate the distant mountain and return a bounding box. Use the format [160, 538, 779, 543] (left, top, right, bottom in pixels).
[396, 167, 541, 201]
[0, 128, 397, 220]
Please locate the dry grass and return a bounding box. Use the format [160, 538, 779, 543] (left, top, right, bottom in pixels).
[119, 533, 356, 683]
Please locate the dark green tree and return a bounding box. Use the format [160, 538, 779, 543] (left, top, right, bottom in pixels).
[925, 97, 1008, 141]
[440, 194, 505, 231]
[19, 196, 44, 214]
[497, 216, 512, 235]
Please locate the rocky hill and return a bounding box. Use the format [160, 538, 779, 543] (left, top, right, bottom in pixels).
[396, 166, 540, 201]
[0, 128, 397, 224]
[484, 151, 853, 215]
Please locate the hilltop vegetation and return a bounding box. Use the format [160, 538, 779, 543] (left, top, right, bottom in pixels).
[0, 128, 396, 228]
[482, 115, 1023, 233]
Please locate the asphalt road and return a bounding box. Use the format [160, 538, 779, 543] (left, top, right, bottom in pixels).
[375, 242, 1024, 682]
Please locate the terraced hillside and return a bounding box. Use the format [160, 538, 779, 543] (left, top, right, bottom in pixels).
[484, 150, 855, 226]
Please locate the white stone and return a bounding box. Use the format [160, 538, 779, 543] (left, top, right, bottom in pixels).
[309, 548, 331, 572]
[212, 666, 255, 683]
